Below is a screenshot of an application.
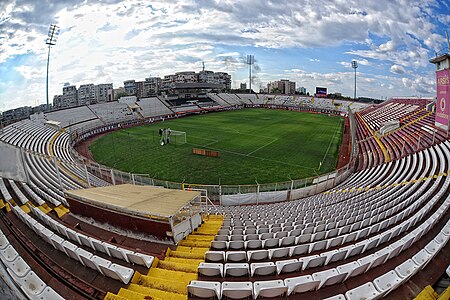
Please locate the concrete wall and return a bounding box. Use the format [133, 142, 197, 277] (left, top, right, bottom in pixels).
[0, 142, 26, 182]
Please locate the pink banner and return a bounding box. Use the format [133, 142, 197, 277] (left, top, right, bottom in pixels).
[435, 69, 450, 130]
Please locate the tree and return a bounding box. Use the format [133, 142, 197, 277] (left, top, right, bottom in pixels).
[115, 91, 129, 100]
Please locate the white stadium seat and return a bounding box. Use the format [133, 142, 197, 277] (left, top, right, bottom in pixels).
[222, 281, 253, 299]
[312, 268, 347, 289]
[0, 244, 19, 262]
[284, 275, 320, 296]
[198, 262, 223, 277]
[9, 270, 46, 298]
[250, 262, 276, 276]
[345, 282, 381, 300]
[205, 251, 225, 262]
[188, 280, 221, 299]
[32, 286, 65, 300]
[373, 270, 402, 298]
[275, 259, 301, 275]
[98, 263, 134, 284]
[253, 280, 287, 299]
[7, 256, 31, 278]
[224, 263, 249, 277]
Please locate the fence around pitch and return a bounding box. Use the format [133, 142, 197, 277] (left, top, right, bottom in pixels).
[60, 106, 359, 205]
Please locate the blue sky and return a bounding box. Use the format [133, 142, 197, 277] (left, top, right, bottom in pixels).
[1, 0, 449, 110]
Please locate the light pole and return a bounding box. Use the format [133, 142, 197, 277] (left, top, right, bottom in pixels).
[351, 60, 358, 100]
[45, 24, 60, 112]
[247, 55, 254, 93]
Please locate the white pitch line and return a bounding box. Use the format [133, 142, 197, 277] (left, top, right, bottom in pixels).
[202, 140, 219, 147]
[319, 118, 343, 167]
[246, 138, 279, 156]
[186, 142, 315, 169]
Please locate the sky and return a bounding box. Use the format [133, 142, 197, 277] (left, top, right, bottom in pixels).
[1, 0, 450, 111]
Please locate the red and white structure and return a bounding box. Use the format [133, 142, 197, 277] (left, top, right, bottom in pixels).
[430, 53, 450, 131]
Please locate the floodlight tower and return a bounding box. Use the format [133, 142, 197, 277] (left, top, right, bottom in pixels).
[351, 60, 358, 100]
[247, 54, 254, 93]
[45, 24, 60, 112]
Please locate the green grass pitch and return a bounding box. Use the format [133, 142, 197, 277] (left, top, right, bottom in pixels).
[89, 109, 344, 185]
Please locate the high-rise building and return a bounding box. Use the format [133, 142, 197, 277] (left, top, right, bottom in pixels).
[267, 79, 296, 94]
[162, 74, 176, 90]
[2, 106, 32, 123]
[53, 82, 114, 109]
[162, 70, 231, 91]
[62, 84, 78, 108]
[96, 83, 114, 103]
[123, 80, 136, 95]
[78, 83, 113, 105]
[175, 71, 197, 83]
[135, 81, 144, 99]
[198, 70, 214, 83]
[296, 86, 307, 94]
[143, 77, 162, 97]
[214, 72, 232, 90]
[77, 84, 96, 105]
[53, 95, 63, 109]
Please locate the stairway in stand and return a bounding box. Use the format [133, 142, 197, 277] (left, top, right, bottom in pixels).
[104, 214, 223, 300]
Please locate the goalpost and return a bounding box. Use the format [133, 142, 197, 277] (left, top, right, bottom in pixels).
[171, 130, 187, 145]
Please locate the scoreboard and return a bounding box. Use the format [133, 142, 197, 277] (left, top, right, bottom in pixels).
[315, 87, 327, 97]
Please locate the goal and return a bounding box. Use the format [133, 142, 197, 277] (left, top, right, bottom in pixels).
[171, 130, 187, 144]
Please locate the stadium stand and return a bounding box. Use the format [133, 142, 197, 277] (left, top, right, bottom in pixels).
[0, 94, 448, 299]
[137, 97, 174, 118]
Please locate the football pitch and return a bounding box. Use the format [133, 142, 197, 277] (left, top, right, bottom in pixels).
[89, 109, 344, 185]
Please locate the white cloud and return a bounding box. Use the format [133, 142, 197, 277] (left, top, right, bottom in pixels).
[281, 67, 435, 99]
[390, 64, 407, 74]
[378, 41, 396, 52]
[0, 0, 446, 110]
[217, 52, 240, 57]
[401, 75, 435, 95]
[339, 58, 371, 68]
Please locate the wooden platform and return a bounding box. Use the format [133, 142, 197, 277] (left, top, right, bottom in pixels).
[65, 184, 201, 240]
[65, 184, 200, 219]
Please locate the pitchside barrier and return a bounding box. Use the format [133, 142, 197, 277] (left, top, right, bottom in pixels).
[65, 141, 357, 205]
[47, 106, 361, 205]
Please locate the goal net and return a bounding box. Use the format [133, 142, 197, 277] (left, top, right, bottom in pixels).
[171, 130, 187, 144]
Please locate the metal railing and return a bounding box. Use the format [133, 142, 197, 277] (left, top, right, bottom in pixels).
[62, 106, 359, 203]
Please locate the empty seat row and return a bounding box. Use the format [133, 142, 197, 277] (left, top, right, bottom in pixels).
[190, 218, 449, 299]
[31, 206, 154, 268]
[0, 228, 64, 299]
[202, 172, 449, 276]
[11, 205, 135, 284]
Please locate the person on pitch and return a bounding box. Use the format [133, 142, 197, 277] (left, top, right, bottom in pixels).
[159, 128, 165, 145]
[167, 127, 171, 144]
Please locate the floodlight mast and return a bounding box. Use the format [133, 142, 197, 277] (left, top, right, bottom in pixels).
[351, 60, 358, 100]
[247, 55, 254, 93]
[45, 24, 60, 112]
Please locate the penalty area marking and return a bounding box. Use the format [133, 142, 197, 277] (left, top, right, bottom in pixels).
[186, 141, 316, 170]
[246, 138, 279, 156]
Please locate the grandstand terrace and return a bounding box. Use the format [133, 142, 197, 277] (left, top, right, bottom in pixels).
[0, 94, 448, 300]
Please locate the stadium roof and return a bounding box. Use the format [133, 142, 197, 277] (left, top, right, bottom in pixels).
[171, 82, 225, 89]
[45, 120, 61, 126]
[429, 53, 450, 64]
